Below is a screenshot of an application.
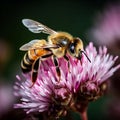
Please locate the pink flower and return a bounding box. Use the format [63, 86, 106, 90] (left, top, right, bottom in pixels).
[89, 4, 120, 47]
[14, 42, 120, 120]
[88, 4, 120, 119]
[0, 82, 14, 116]
[14, 62, 72, 119]
[62, 43, 119, 99]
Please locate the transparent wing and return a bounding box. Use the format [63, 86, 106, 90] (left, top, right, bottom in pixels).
[22, 19, 57, 34]
[20, 39, 59, 51]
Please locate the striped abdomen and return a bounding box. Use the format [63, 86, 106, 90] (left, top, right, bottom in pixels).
[21, 49, 50, 73]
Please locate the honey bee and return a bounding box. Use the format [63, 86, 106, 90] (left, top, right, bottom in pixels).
[20, 19, 90, 87]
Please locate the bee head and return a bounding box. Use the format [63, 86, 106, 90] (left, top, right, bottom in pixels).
[68, 37, 83, 57]
[68, 38, 91, 63]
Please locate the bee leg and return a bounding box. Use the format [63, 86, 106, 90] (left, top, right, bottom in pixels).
[64, 55, 70, 73]
[77, 49, 84, 65]
[30, 58, 40, 88]
[52, 55, 61, 81]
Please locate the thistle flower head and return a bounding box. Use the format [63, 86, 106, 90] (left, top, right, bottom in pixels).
[14, 71, 71, 119]
[77, 43, 119, 101]
[14, 42, 120, 120]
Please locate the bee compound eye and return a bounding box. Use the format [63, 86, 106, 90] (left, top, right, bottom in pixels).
[69, 43, 75, 54]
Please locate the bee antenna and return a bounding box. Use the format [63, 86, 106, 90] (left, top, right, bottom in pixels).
[81, 50, 91, 63]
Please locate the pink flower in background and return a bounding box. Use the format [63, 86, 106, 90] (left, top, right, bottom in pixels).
[0, 82, 14, 117]
[89, 4, 120, 47]
[88, 4, 120, 119]
[14, 42, 120, 120]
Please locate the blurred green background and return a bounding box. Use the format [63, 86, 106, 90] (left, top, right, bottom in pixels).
[0, 0, 119, 120]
